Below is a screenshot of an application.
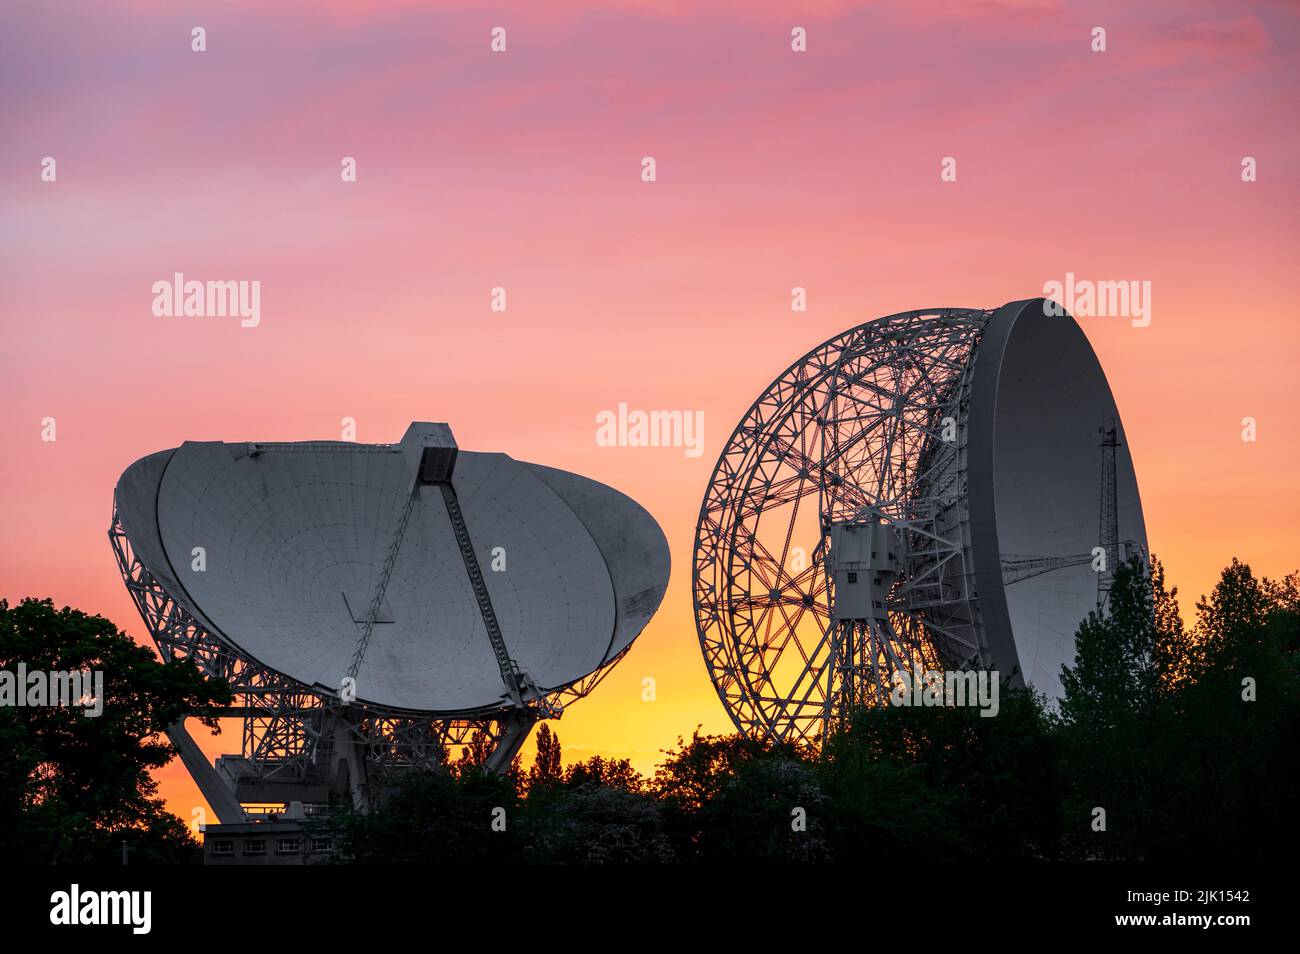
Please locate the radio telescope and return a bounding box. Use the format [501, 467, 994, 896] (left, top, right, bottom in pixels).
[693, 298, 1145, 745]
[111, 422, 669, 820]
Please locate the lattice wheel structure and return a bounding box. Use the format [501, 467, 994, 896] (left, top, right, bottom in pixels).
[694, 308, 998, 746]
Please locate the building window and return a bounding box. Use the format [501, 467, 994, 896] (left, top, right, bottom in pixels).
[310, 837, 335, 854]
[210, 840, 234, 857]
[847, 572, 858, 583]
[275, 838, 301, 855]
[243, 839, 266, 857]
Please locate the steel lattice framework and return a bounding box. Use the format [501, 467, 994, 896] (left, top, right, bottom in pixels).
[693, 308, 998, 746]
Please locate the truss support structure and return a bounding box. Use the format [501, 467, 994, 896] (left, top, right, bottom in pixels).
[166, 719, 247, 824]
[694, 308, 995, 746]
[696, 300, 1149, 746]
[1097, 421, 1121, 610]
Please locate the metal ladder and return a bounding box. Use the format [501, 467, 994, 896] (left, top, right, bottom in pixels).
[439, 483, 525, 705]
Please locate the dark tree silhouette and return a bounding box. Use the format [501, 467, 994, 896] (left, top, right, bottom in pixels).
[1060, 557, 1178, 727]
[12, 553, 1292, 866]
[826, 685, 1060, 860]
[339, 767, 520, 863]
[1057, 557, 1299, 861]
[528, 722, 564, 790]
[520, 784, 671, 863]
[652, 731, 831, 862]
[0, 597, 230, 863]
[564, 755, 644, 793]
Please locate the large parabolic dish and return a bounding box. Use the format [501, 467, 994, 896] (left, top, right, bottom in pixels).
[111, 422, 670, 817]
[113, 422, 669, 717]
[693, 298, 1146, 745]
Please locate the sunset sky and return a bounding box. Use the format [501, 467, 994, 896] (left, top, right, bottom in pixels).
[2, 0, 1298, 828]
